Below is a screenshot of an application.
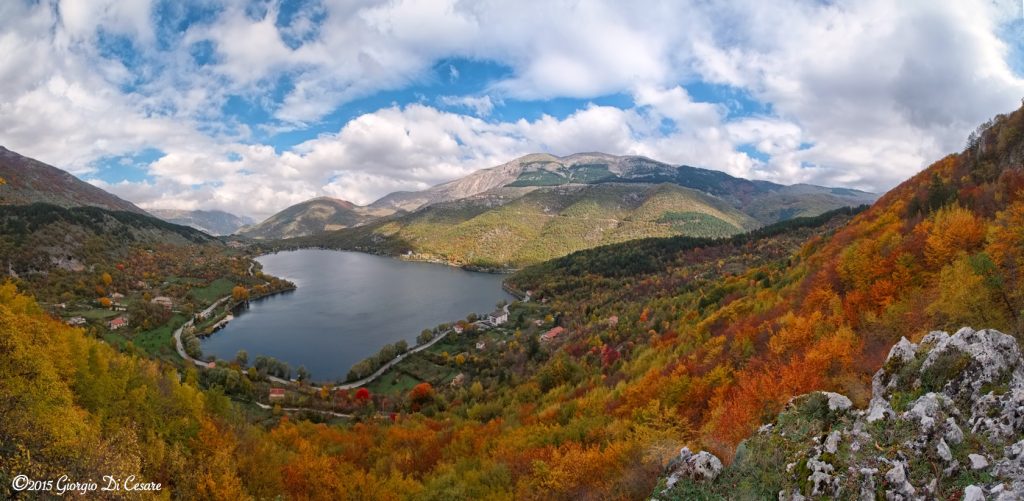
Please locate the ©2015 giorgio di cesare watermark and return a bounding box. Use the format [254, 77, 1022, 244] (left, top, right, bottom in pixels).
[11, 474, 162, 495]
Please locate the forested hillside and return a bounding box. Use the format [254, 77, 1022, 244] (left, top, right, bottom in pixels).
[3, 105, 1024, 500]
[0, 210, 850, 500]
[512, 102, 1024, 459]
[0, 146, 146, 213]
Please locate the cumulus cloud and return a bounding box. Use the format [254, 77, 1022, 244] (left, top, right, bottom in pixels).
[1, 0, 1023, 221]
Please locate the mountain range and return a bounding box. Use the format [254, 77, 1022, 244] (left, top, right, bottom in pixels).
[0, 144, 875, 264]
[4, 103, 1024, 499]
[149, 208, 253, 236]
[260, 152, 877, 267]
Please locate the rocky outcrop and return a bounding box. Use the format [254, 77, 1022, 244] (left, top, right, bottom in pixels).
[661, 448, 723, 492]
[653, 327, 1024, 500]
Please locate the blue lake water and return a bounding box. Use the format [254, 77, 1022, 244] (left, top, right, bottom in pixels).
[200, 249, 512, 381]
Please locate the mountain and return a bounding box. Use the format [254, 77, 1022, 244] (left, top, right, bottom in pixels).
[298, 182, 765, 268]
[284, 153, 876, 268]
[149, 208, 253, 235]
[4, 105, 1024, 499]
[0, 145, 147, 214]
[366, 152, 877, 220]
[236, 196, 390, 240]
[0, 203, 219, 284]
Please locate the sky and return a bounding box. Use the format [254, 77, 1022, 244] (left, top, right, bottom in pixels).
[1, 0, 1023, 220]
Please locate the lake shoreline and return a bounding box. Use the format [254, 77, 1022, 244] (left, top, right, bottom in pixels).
[246, 243, 522, 274]
[199, 249, 514, 380]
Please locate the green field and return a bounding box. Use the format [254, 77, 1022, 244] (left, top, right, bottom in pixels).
[133, 314, 187, 360]
[190, 278, 235, 304]
[100, 314, 187, 362]
[66, 308, 120, 320]
[365, 371, 422, 396]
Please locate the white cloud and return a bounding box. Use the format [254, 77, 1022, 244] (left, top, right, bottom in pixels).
[1, 0, 1023, 222]
[438, 95, 496, 116]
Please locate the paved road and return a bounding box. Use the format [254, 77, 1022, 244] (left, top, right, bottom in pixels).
[330, 326, 455, 390]
[327, 302, 508, 390]
[173, 295, 231, 368]
[176, 286, 512, 396]
[253, 401, 353, 418]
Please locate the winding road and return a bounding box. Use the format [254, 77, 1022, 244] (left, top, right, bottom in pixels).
[175, 280, 512, 397]
[330, 325, 455, 390]
[173, 295, 231, 368]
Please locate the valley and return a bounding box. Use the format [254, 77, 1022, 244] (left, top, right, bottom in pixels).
[2, 105, 1023, 500]
[3, 3, 1020, 499]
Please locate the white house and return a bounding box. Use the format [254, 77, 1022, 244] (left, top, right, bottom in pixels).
[487, 309, 508, 326]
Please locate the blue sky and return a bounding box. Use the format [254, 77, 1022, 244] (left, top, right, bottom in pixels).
[0, 0, 1022, 219]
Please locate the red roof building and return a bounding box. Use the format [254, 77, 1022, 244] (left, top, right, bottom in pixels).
[541, 326, 565, 342]
[108, 316, 128, 330]
[269, 388, 286, 400]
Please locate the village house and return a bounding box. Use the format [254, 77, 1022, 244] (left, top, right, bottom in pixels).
[450, 373, 466, 388]
[487, 308, 508, 326]
[66, 316, 86, 326]
[108, 316, 128, 330]
[453, 324, 464, 334]
[151, 296, 173, 310]
[268, 388, 286, 401]
[476, 341, 486, 351]
[541, 326, 565, 342]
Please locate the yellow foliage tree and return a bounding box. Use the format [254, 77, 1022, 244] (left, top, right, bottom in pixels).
[924, 205, 985, 267]
[232, 286, 250, 302]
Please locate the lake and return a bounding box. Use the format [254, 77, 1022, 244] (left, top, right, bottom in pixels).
[200, 249, 513, 381]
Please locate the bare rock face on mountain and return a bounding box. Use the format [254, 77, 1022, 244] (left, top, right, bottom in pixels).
[654, 327, 1024, 500]
[0, 146, 146, 214]
[367, 153, 572, 212]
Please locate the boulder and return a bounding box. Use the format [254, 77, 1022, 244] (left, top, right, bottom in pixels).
[662, 447, 723, 491]
[971, 454, 991, 470]
[963, 485, 985, 501]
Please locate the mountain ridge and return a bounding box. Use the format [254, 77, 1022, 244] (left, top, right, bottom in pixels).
[364, 152, 876, 216]
[236, 196, 390, 240]
[149, 208, 254, 236]
[0, 145, 147, 214]
[261, 152, 877, 266]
